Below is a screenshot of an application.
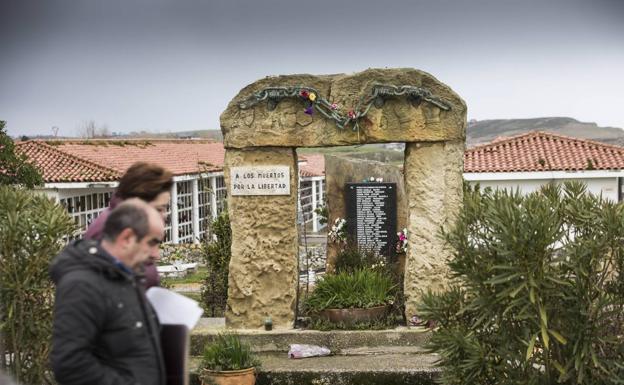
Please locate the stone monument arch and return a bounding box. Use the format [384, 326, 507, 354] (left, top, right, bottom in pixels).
[220, 68, 466, 329]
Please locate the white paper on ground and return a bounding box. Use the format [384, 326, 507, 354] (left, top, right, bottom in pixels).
[146, 287, 204, 329]
[288, 344, 331, 359]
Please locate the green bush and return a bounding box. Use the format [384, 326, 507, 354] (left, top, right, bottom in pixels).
[0, 186, 74, 384]
[304, 268, 396, 312]
[200, 212, 231, 317]
[0, 121, 43, 188]
[418, 182, 624, 385]
[200, 333, 260, 372]
[334, 245, 382, 274]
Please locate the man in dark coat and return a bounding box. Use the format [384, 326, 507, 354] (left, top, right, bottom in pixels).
[50, 199, 166, 385]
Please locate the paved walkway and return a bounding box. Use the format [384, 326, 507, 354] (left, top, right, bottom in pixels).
[172, 283, 201, 292]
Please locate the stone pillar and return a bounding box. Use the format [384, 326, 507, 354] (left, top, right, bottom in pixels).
[403, 140, 464, 317]
[224, 147, 299, 328]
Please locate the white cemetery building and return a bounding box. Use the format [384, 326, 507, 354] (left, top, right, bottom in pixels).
[16, 131, 624, 244]
[16, 139, 326, 243]
[464, 131, 624, 202]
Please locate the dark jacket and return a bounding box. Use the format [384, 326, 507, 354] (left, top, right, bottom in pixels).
[50, 239, 165, 385]
[85, 194, 160, 289]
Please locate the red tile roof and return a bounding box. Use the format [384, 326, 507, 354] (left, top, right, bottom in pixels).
[16, 139, 326, 183]
[51, 140, 225, 175]
[299, 154, 326, 177]
[16, 141, 119, 182]
[20, 131, 622, 183]
[16, 139, 225, 182]
[465, 131, 624, 173]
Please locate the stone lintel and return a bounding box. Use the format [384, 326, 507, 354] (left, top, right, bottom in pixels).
[221, 68, 466, 149]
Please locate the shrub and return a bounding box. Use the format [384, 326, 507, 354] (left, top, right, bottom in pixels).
[418, 182, 624, 384]
[314, 204, 328, 225]
[334, 244, 382, 274]
[200, 333, 260, 372]
[0, 121, 43, 188]
[0, 186, 74, 384]
[304, 268, 396, 312]
[200, 212, 231, 317]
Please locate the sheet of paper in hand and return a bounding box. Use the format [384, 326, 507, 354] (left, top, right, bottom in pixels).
[146, 287, 204, 329]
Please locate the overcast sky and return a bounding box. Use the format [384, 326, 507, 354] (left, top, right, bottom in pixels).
[1, 0, 623, 137]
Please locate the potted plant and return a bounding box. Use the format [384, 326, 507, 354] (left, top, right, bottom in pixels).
[303, 268, 396, 325]
[199, 333, 261, 385]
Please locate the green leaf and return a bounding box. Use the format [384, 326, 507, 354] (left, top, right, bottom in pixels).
[539, 305, 548, 328]
[549, 329, 567, 345]
[541, 324, 550, 350]
[509, 283, 525, 298]
[591, 350, 599, 368]
[526, 333, 538, 361]
[485, 272, 521, 285]
[552, 360, 566, 375]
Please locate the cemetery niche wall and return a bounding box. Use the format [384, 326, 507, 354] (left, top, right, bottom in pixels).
[220, 68, 466, 328]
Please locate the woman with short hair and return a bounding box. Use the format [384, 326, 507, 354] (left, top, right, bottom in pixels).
[85, 162, 173, 288]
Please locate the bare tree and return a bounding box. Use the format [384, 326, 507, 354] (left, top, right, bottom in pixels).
[77, 120, 111, 138]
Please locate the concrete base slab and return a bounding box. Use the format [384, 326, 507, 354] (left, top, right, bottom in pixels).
[190, 352, 440, 385]
[190, 324, 438, 384]
[191, 326, 431, 356]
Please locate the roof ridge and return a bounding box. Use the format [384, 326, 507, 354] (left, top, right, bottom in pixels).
[17, 141, 121, 176]
[530, 131, 624, 153]
[466, 131, 540, 152]
[467, 130, 624, 154]
[33, 138, 218, 145]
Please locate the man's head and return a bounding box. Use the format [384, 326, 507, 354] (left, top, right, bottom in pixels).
[101, 198, 164, 269]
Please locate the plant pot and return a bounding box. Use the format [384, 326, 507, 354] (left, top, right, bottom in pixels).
[319, 304, 389, 324]
[200, 367, 256, 385]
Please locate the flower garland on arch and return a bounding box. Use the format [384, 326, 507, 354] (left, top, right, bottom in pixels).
[238, 84, 451, 133]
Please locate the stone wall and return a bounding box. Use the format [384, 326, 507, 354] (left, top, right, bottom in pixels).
[403, 140, 464, 317]
[220, 68, 466, 328]
[224, 148, 299, 328]
[324, 155, 407, 271]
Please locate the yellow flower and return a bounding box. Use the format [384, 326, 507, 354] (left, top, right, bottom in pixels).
[309, 92, 317, 101]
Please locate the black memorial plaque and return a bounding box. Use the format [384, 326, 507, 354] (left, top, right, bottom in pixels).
[345, 183, 397, 257]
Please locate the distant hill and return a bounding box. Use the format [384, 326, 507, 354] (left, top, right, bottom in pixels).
[467, 117, 624, 147]
[158, 118, 624, 149]
[36, 118, 621, 149]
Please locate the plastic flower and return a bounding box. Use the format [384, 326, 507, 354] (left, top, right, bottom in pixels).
[396, 228, 408, 253]
[309, 92, 317, 102]
[369, 177, 375, 182]
[330, 103, 338, 110]
[347, 110, 356, 119]
[300, 90, 309, 98]
[376, 178, 383, 183]
[304, 106, 314, 115]
[328, 217, 347, 243]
